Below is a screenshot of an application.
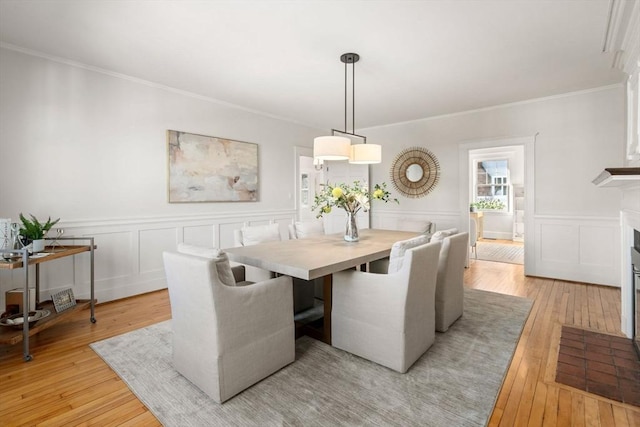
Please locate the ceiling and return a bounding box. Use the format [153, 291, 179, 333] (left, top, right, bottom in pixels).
[0, 0, 628, 130]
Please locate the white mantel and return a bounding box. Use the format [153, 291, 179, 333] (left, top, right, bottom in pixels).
[593, 168, 640, 337]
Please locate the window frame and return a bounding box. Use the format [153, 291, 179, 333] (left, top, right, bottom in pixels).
[473, 158, 511, 213]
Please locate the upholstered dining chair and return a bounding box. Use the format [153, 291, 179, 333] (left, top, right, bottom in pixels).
[234, 223, 315, 313]
[368, 234, 431, 274]
[430, 231, 469, 332]
[331, 240, 442, 373]
[288, 220, 325, 240]
[163, 248, 295, 403]
[393, 219, 436, 236]
[233, 223, 281, 282]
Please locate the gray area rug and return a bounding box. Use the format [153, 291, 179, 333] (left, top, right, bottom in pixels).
[476, 242, 524, 265]
[90, 288, 532, 427]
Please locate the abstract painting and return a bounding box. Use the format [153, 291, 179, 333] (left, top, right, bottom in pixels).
[167, 130, 258, 202]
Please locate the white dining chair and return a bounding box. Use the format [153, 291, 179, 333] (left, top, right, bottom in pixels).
[331, 240, 442, 373]
[234, 223, 315, 313]
[288, 220, 325, 239]
[368, 234, 431, 274]
[431, 231, 469, 332]
[163, 249, 294, 403]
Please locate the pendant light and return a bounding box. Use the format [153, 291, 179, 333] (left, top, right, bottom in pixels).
[313, 53, 381, 164]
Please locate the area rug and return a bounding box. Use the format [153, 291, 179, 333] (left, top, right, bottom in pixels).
[90, 288, 532, 427]
[476, 242, 524, 265]
[555, 325, 640, 406]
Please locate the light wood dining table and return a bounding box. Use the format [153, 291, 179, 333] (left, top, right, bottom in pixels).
[225, 228, 418, 345]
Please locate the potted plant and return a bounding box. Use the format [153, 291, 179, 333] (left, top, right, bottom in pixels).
[19, 213, 60, 253]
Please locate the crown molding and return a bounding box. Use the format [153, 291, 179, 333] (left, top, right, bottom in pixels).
[603, 0, 639, 73]
[620, 0, 640, 75]
[0, 42, 322, 131]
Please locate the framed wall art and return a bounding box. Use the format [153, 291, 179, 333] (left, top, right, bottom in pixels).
[167, 130, 259, 203]
[51, 288, 76, 313]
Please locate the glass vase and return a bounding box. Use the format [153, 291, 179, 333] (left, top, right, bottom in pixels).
[344, 211, 359, 242]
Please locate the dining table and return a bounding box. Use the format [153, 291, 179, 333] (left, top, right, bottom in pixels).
[224, 228, 419, 345]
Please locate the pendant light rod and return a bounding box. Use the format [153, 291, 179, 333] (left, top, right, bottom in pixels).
[352, 53, 355, 132]
[334, 52, 367, 141]
[314, 52, 381, 164]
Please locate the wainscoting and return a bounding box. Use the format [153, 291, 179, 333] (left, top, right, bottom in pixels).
[0, 210, 297, 309]
[373, 210, 620, 288]
[532, 215, 620, 287]
[0, 210, 621, 310]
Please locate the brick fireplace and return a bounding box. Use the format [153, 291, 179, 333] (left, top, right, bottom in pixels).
[593, 168, 640, 340]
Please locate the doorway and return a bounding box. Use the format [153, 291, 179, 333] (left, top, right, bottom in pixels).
[458, 136, 535, 273]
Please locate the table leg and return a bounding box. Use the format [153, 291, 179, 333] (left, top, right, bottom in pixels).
[323, 274, 332, 345]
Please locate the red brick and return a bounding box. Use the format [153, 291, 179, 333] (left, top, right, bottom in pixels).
[586, 343, 612, 355]
[556, 372, 586, 390]
[557, 361, 586, 377]
[585, 335, 611, 347]
[610, 340, 634, 352]
[558, 352, 585, 368]
[622, 391, 640, 406]
[619, 378, 640, 393]
[614, 356, 640, 369]
[584, 351, 614, 364]
[562, 330, 585, 342]
[613, 348, 640, 361]
[617, 366, 640, 381]
[587, 360, 617, 376]
[560, 345, 585, 359]
[586, 370, 618, 386]
[563, 326, 585, 336]
[609, 335, 633, 346]
[586, 381, 622, 401]
[560, 337, 585, 350]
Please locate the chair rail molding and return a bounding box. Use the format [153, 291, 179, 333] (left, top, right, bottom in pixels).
[0, 209, 297, 309]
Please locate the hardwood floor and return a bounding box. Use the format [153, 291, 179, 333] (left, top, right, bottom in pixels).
[1, 260, 638, 426]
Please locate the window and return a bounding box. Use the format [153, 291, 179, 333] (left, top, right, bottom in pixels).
[474, 160, 509, 211]
[300, 173, 309, 207]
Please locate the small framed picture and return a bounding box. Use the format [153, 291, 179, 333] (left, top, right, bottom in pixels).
[51, 288, 76, 313]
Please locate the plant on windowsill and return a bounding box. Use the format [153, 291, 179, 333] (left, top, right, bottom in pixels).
[474, 199, 506, 210]
[19, 213, 60, 253]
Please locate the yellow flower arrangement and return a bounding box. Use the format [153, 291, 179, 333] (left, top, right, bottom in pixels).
[312, 181, 398, 218]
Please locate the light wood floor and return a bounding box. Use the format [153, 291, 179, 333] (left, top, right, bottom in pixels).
[1, 260, 638, 426]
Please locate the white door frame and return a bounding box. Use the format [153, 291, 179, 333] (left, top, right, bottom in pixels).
[458, 135, 536, 275]
[294, 146, 314, 222]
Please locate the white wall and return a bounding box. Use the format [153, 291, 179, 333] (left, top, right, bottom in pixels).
[0, 46, 628, 311]
[0, 47, 322, 307]
[366, 85, 626, 287]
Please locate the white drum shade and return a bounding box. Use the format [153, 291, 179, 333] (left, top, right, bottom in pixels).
[314, 136, 351, 161]
[349, 143, 382, 164]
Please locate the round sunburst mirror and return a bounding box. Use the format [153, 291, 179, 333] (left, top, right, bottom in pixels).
[390, 147, 440, 198]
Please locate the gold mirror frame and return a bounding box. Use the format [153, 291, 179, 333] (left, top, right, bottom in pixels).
[390, 147, 440, 198]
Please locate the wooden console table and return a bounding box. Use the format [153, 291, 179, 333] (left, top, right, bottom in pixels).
[0, 237, 96, 361]
[470, 211, 484, 240]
